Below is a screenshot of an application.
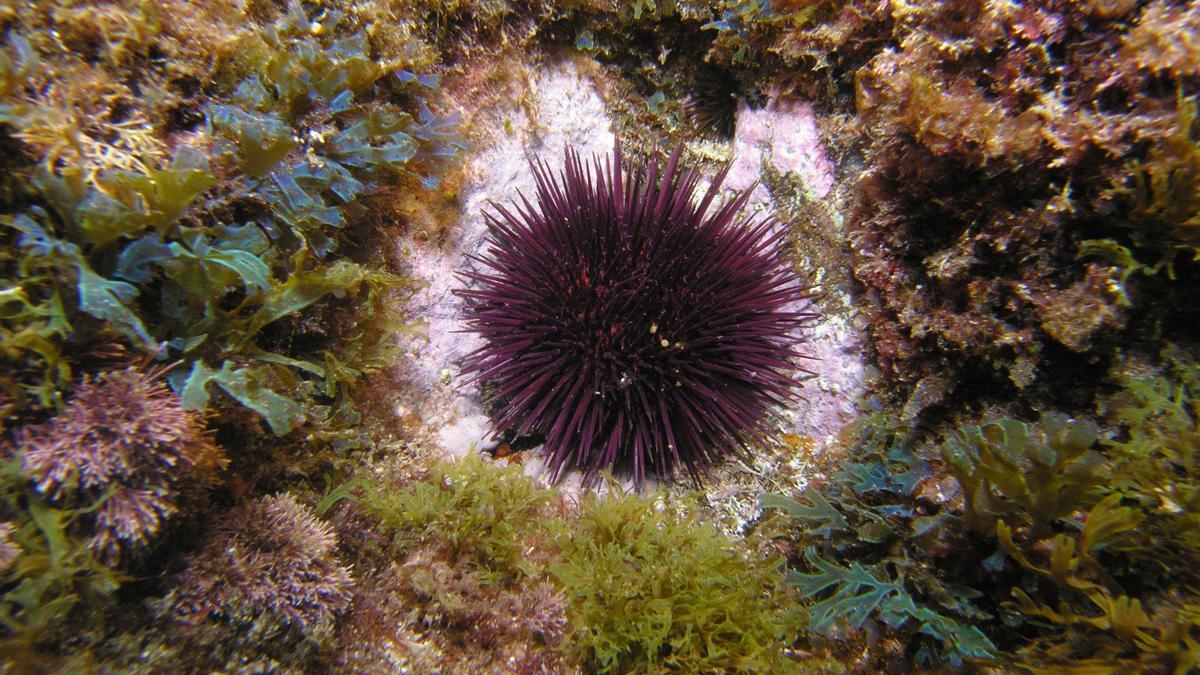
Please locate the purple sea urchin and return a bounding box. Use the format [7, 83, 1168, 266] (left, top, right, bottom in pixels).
[456, 143, 814, 485]
[686, 66, 741, 139]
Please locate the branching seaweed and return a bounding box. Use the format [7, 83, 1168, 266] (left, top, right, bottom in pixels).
[761, 412, 996, 668]
[553, 484, 798, 673]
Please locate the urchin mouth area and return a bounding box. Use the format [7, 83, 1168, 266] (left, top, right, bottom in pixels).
[456, 141, 814, 487]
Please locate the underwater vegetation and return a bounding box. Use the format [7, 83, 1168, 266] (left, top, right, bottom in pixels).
[18, 365, 226, 562]
[170, 493, 354, 640]
[338, 454, 809, 673]
[759, 347, 1200, 672]
[552, 482, 801, 672]
[842, 0, 1200, 411]
[337, 454, 572, 672]
[761, 416, 998, 670]
[0, 0, 462, 667]
[0, 1, 460, 435]
[93, 492, 356, 673]
[457, 143, 814, 485]
[0, 363, 224, 662]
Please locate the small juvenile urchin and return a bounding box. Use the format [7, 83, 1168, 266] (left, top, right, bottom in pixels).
[456, 142, 814, 485]
[686, 65, 741, 139]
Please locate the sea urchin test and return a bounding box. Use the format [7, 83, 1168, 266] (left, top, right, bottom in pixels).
[456, 142, 814, 486]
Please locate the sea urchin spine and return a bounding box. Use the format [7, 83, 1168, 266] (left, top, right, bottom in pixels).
[456, 142, 814, 485]
[686, 65, 741, 139]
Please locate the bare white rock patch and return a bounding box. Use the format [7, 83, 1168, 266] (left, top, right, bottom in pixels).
[726, 98, 836, 207]
[395, 59, 615, 460]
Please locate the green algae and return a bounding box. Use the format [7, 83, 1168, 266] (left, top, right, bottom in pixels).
[0, 0, 459, 431]
[347, 455, 804, 673]
[554, 486, 799, 673]
[761, 413, 997, 669]
[763, 363, 1200, 671]
[942, 413, 1104, 541]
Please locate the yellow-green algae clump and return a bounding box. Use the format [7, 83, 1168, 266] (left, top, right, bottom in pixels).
[341, 455, 811, 673]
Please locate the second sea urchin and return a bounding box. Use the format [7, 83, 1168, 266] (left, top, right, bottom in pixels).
[457, 143, 814, 485]
[686, 65, 742, 139]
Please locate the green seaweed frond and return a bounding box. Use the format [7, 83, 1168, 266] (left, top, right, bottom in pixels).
[1101, 346, 1200, 556]
[0, 454, 126, 661]
[940, 412, 1103, 541]
[996, 495, 1196, 673]
[1100, 92, 1200, 277]
[761, 412, 995, 668]
[553, 484, 798, 673]
[789, 548, 996, 665]
[356, 454, 558, 577]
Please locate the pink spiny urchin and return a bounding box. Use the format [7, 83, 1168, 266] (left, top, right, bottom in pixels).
[456, 142, 815, 486]
[18, 366, 226, 561]
[170, 493, 354, 639]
